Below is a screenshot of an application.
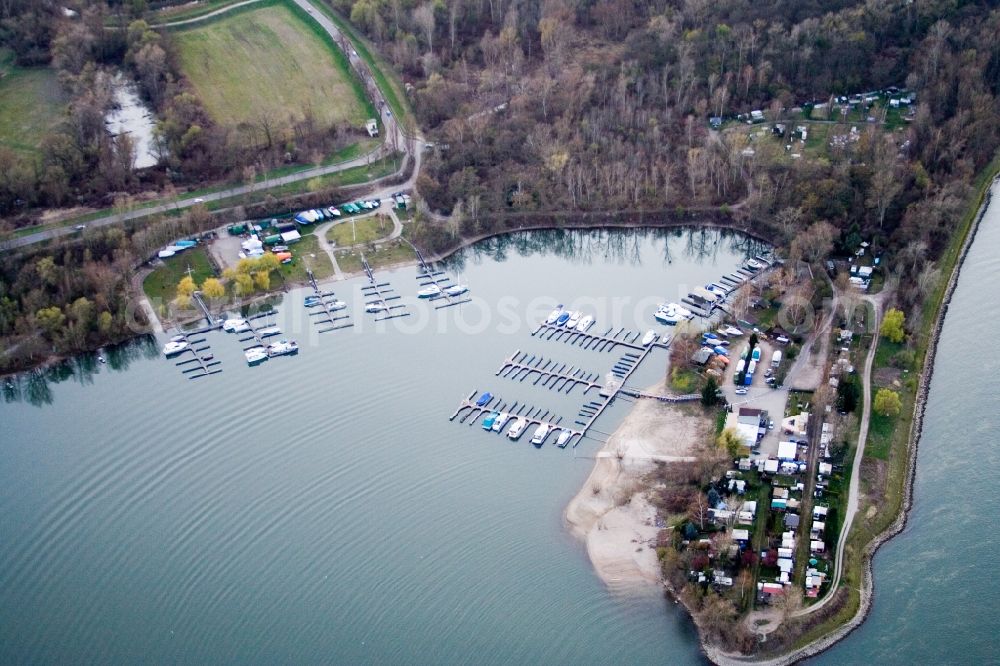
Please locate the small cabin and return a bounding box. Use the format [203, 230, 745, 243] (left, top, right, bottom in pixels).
[365, 119, 379, 137]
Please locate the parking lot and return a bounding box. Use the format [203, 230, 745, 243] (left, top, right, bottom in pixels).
[718, 336, 789, 459]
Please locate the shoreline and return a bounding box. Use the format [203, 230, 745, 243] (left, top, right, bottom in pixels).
[701, 175, 1000, 665]
[564, 385, 705, 592]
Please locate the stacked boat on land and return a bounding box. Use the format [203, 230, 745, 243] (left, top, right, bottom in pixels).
[545, 305, 595, 332]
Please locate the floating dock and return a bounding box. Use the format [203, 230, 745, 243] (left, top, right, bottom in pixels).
[408, 239, 473, 309]
[531, 323, 648, 352]
[237, 310, 281, 349]
[361, 255, 410, 321]
[305, 268, 353, 333]
[495, 350, 604, 395]
[171, 329, 221, 379]
[448, 391, 580, 447]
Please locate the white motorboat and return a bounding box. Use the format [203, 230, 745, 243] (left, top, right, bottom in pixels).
[365, 302, 388, 313]
[506, 418, 527, 440]
[417, 284, 441, 298]
[162, 340, 188, 356]
[445, 284, 469, 297]
[642, 330, 657, 346]
[725, 325, 744, 336]
[327, 300, 348, 311]
[530, 424, 551, 445]
[245, 347, 269, 366]
[545, 305, 564, 324]
[222, 318, 246, 332]
[491, 412, 510, 432]
[556, 431, 572, 448]
[745, 259, 764, 270]
[266, 340, 299, 357]
[258, 325, 281, 337]
[566, 311, 581, 328]
[576, 315, 594, 332]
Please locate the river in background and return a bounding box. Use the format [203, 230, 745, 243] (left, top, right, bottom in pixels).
[0, 227, 765, 664]
[811, 182, 1000, 664]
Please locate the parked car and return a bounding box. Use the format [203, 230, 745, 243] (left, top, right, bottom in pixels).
[775, 335, 790, 344]
[734, 387, 748, 395]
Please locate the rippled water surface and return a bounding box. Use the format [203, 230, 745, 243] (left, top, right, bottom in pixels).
[1, 228, 763, 664]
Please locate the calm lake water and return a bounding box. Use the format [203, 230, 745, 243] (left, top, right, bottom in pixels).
[812, 182, 1000, 665]
[1, 228, 763, 664]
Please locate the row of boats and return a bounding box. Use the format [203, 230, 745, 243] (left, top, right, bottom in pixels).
[417, 283, 469, 299]
[654, 302, 695, 325]
[545, 305, 595, 332]
[474, 392, 573, 447]
[244, 339, 299, 366]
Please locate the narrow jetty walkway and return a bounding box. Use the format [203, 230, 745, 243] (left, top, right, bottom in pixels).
[305, 268, 352, 333]
[408, 239, 472, 309]
[171, 329, 221, 379]
[531, 323, 652, 352]
[237, 310, 281, 349]
[619, 388, 702, 402]
[448, 391, 581, 447]
[496, 350, 603, 395]
[361, 255, 410, 321]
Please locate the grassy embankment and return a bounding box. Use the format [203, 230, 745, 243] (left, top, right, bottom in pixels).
[336, 238, 415, 273]
[275, 232, 335, 283]
[171, 1, 373, 128]
[326, 215, 392, 246]
[786, 152, 1000, 651]
[142, 246, 216, 304]
[0, 50, 67, 157]
[311, 0, 416, 131]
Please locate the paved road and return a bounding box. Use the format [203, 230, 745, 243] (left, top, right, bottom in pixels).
[794, 292, 883, 616]
[2, 0, 424, 253]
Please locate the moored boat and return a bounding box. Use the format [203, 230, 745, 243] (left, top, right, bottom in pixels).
[566, 311, 581, 328]
[556, 430, 572, 448]
[576, 315, 594, 332]
[530, 424, 551, 446]
[642, 330, 657, 346]
[162, 340, 188, 357]
[245, 347, 269, 366]
[327, 299, 347, 311]
[418, 284, 442, 298]
[545, 305, 564, 324]
[556, 311, 571, 326]
[482, 411, 499, 429]
[475, 392, 493, 407]
[491, 412, 510, 432]
[445, 284, 469, 296]
[266, 339, 299, 357]
[365, 302, 388, 313]
[304, 296, 321, 308]
[506, 418, 527, 440]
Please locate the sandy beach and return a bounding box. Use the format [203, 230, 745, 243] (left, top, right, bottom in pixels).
[565, 389, 710, 591]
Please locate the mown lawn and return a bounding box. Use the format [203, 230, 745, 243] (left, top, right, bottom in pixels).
[336, 238, 415, 274]
[143, 246, 216, 305]
[172, 3, 370, 130]
[326, 214, 392, 247]
[0, 51, 67, 157]
[274, 233, 334, 283]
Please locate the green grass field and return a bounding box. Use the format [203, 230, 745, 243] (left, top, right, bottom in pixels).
[0, 51, 67, 156]
[326, 215, 391, 246]
[143, 246, 217, 305]
[274, 233, 334, 283]
[173, 3, 370, 131]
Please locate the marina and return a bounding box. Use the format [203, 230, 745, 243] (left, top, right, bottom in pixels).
[168, 330, 222, 380]
[361, 255, 409, 320]
[530, 323, 662, 352]
[410, 240, 473, 309]
[495, 350, 604, 395]
[304, 268, 353, 333]
[448, 390, 579, 447]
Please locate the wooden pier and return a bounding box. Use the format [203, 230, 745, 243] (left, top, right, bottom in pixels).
[361, 255, 410, 321]
[305, 268, 353, 333]
[171, 329, 221, 379]
[495, 350, 604, 395]
[530, 323, 649, 352]
[448, 390, 581, 447]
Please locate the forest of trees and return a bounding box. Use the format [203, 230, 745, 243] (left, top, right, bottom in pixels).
[0, 0, 362, 224]
[333, 0, 999, 293]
